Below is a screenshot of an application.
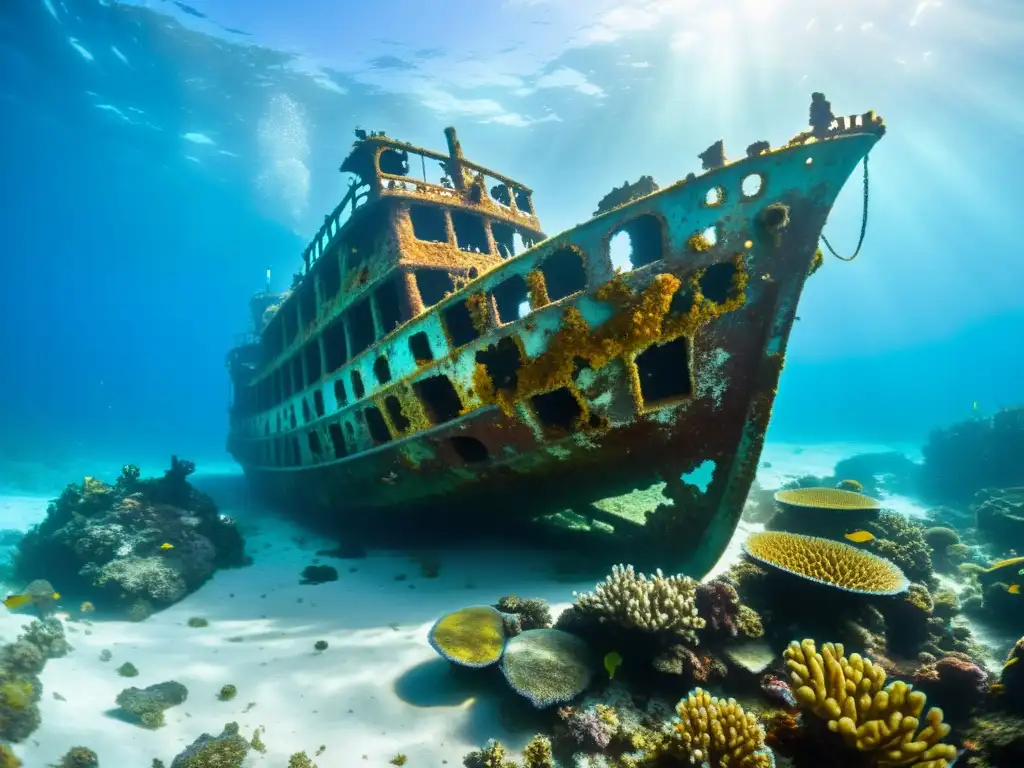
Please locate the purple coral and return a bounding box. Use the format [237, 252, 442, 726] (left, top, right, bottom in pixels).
[912, 653, 989, 722]
[560, 706, 615, 750]
[695, 578, 740, 639]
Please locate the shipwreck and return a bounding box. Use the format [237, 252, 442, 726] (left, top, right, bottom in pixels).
[225, 93, 885, 575]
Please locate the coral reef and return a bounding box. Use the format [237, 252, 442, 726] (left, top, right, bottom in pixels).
[14, 459, 249, 617]
[999, 636, 1024, 710]
[428, 605, 508, 667]
[499, 629, 595, 708]
[0, 618, 70, 743]
[920, 406, 1024, 505]
[922, 527, 966, 573]
[170, 722, 250, 768]
[865, 512, 934, 586]
[570, 564, 705, 643]
[669, 688, 774, 767]
[783, 639, 958, 766]
[784, 451, 921, 498]
[115, 680, 188, 729]
[972, 487, 1024, 554]
[743, 531, 909, 595]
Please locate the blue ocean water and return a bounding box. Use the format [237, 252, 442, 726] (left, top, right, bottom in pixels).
[1, 1, 1023, 766]
[2, 0, 1022, 475]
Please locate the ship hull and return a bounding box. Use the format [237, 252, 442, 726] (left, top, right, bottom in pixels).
[230, 129, 881, 577]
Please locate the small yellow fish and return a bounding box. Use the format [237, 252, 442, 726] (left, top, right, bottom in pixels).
[80, 601, 95, 614]
[52, 592, 60, 600]
[1005, 657, 1020, 669]
[844, 530, 875, 544]
[1008, 584, 1021, 595]
[160, 543, 174, 550]
[2, 594, 32, 610]
[604, 651, 623, 680]
[836, 479, 863, 491]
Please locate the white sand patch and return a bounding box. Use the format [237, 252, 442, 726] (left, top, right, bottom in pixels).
[6, 515, 597, 766]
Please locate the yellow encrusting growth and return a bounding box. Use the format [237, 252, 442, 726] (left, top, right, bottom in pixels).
[774, 487, 881, 511]
[808, 247, 824, 276]
[473, 258, 747, 415]
[743, 531, 908, 595]
[784, 639, 959, 768]
[466, 292, 490, 336]
[525, 269, 550, 308]
[687, 231, 714, 252]
[672, 688, 774, 768]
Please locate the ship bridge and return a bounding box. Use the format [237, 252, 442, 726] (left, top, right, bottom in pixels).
[235, 126, 548, 433]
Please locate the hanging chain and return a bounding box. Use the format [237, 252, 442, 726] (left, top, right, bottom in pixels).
[821, 153, 870, 262]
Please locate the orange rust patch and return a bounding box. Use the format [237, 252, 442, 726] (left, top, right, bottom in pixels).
[476, 259, 748, 414]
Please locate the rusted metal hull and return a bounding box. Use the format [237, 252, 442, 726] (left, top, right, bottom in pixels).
[230, 128, 882, 577]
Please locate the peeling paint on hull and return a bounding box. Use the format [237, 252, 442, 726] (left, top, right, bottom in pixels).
[227, 108, 885, 577]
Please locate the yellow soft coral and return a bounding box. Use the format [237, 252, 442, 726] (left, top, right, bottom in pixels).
[672, 688, 773, 768]
[783, 639, 958, 768]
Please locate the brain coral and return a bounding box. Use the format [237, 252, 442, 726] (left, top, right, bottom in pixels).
[428, 605, 507, 668]
[499, 628, 594, 708]
[742, 531, 908, 596]
[774, 487, 881, 511]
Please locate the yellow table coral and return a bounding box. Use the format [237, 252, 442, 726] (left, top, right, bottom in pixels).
[783, 639, 958, 768]
[743, 531, 908, 595]
[428, 605, 507, 668]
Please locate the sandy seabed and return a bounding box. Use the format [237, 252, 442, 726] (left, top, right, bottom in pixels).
[0, 441, 929, 766]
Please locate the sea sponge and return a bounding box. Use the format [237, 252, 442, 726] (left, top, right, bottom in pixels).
[428, 605, 507, 667]
[775, 487, 881, 511]
[783, 638, 958, 767]
[670, 687, 774, 767]
[572, 564, 705, 643]
[115, 680, 188, 729]
[57, 746, 99, 767]
[743, 531, 909, 595]
[170, 722, 250, 768]
[499, 628, 595, 708]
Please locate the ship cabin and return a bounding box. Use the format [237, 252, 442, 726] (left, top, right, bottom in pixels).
[227, 126, 546, 467]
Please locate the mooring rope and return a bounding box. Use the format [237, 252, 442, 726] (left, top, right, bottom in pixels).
[821, 153, 870, 262]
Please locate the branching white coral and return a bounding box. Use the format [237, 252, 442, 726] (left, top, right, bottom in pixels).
[573, 564, 705, 643]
